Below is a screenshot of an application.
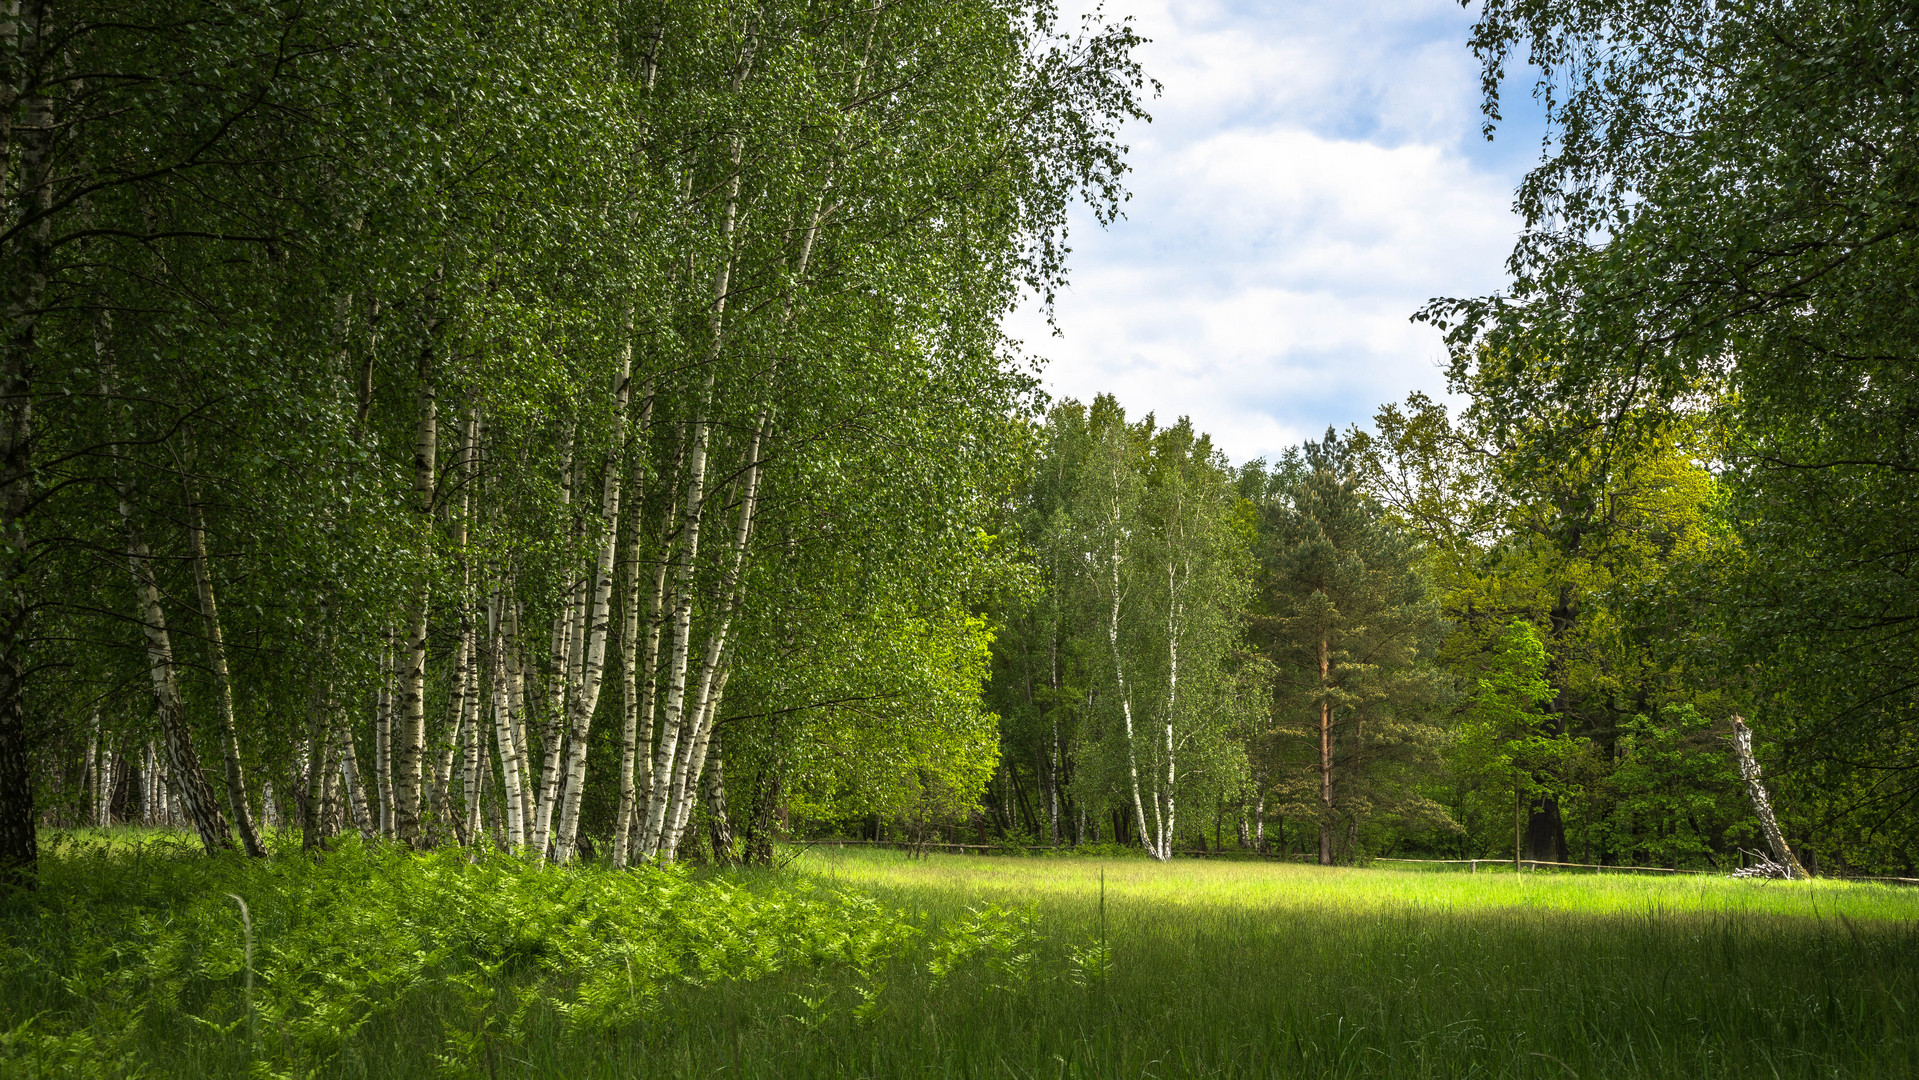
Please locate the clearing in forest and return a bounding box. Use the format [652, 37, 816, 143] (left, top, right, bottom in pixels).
[3, 839, 1914, 1079]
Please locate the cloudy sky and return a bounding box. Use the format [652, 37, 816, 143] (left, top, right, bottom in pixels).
[1004, 0, 1544, 465]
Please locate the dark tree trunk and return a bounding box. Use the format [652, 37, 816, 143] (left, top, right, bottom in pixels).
[1527, 584, 1578, 864]
[0, 1, 55, 889]
[1525, 794, 1568, 864]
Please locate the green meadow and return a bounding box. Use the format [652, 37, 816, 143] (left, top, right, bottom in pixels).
[3, 836, 1914, 1078]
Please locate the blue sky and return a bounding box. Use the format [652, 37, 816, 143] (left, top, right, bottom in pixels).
[1005, 0, 1546, 464]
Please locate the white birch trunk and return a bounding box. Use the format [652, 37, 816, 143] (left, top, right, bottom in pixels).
[666, 664, 731, 859]
[531, 532, 581, 855]
[396, 336, 437, 846]
[375, 633, 394, 838]
[1157, 561, 1184, 861]
[118, 496, 233, 854]
[1732, 717, 1810, 878]
[1105, 495, 1155, 861]
[87, 711, 107, 827]
[505, 600, 534, 834]
[490, 593, 527, 849]
[612, 389, 658, 869]
[552, 352, 634, 863]
[341, 726, 374, 840]
[640, 117, 748, 860]
[185, 485, 264, 857]
[302, 661, 334, 852]
[462, 642, 483, 844]
[431, 629, 471, 836]
[650, 419, 765, 860]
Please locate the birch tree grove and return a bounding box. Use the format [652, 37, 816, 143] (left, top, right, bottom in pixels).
[0, 0, 1151, 880]
[994, 397, 1252, 860]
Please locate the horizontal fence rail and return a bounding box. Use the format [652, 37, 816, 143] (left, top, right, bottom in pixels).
[802, 840, 1919, 883]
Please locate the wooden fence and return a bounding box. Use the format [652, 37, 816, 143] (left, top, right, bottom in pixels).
[801, 839, 1918, 883]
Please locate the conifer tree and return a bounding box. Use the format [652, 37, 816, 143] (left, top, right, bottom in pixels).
[1254, 428, 1448, 864]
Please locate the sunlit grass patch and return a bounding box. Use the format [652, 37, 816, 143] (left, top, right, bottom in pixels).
[797, 844, 1919, 922]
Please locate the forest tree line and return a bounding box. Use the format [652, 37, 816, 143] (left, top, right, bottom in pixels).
[975, 0, 1919, 877]
[0, 0, 1150, 883]
[7, 0, 1917, 883]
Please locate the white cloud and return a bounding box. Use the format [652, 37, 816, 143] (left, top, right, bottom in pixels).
[1009, 0, 1529, 463]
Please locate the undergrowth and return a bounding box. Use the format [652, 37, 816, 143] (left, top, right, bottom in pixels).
[0, 833, 1050, 1078]
[4, 836, 1917, 1078]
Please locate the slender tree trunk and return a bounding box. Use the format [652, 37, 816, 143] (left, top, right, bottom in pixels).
[552, 352, 634, 864]
[1106, 511, 1155, 860]
[1254, 765, 1267, 853]
[505, 600, 534, 835]
[642, 110, 751, 859]
[463, 641, 483, 843]
[643, 418, 716, 856]
[84, 713, 98, 826]
[654, 417, 766, 860]
[666, 665, 731, 858]
[0, 0, 53, 887]
[1732, 717, 1810, 878]
[185, 484, 264, 856]
[1159, 564, 1183, 861]
[303, 664, 334, 854]
[531, 452, 583, 854]
[341, 726, 373, 840]
[704, 737, 733, 864]
[1318, 632, 1334, 866]
[144, 741, 160, 824]
[430, 412, 478, 840]
[119, 498, 233, 854]
[395, 332, 438, 846]
[375, 633, 394, 837]
[432, 632, 470, 832]
[627, 494, 674, 856]
[481, 739, 503, 847]
[612, 389, 658, 868]
[490, 593, 527, 849]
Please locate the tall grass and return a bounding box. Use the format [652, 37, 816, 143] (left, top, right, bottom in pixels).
[3, 834, 1914, 1078]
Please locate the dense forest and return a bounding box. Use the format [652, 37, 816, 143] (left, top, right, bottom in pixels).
[5, 0, 1917, 886]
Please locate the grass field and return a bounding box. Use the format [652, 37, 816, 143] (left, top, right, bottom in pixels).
[3, 835, 1915, 1078]
[789, 847, 1919, 1079]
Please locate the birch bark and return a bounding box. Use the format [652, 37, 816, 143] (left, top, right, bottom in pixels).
[184, 483, 264, 856]
[374, 634, 393, 837]
[703, 739, 733, 864]
[640, 35, 758, 858]
[552, 353, 634, 863]
[431, 412, 480, 839]
[118, 496, 233, 854]
[1104, 486, 1156, 860]
[625, 492, 675, 859]
[651, 417, 765, 860]
[642, 280, 738, 856]
[302, 655, 333, 853]
[531, 437, 580, 854]
[1158, 560, 1181, 861]
[505, 600, 534, 833]
[666, 664, 731, 858]
[490, 592, 527, 849]
[1732, 717, 1810, 878]
[395, 334, 437, 846]
[341, 726, 374, 840]
[460, 643, 482, 843]
[611, 389, 658, 868]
